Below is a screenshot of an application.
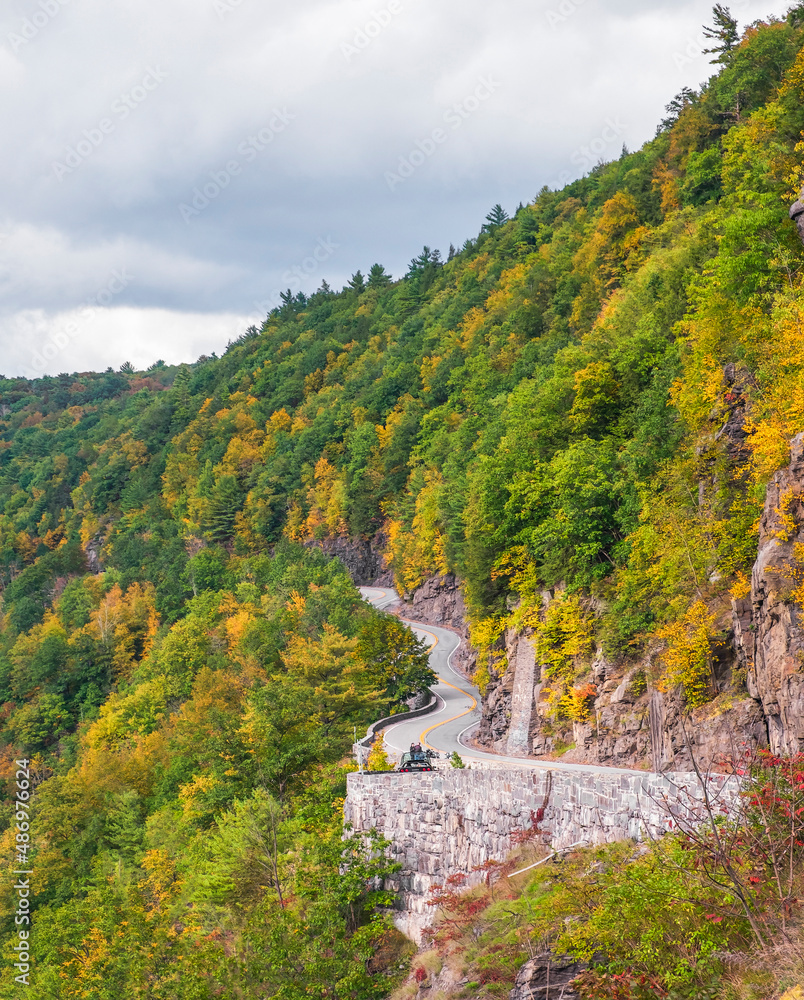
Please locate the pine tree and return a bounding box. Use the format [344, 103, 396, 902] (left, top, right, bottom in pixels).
[171, 364, 193, 426]
[661, 87, 696, 130]
[407, 246, 434, 277]
[367, 263, 392, 288]
[702, 4, 739, 64]
[482, 203, 509, 232]
[347, 270, 366, 294]
[204, 475, 242, 542]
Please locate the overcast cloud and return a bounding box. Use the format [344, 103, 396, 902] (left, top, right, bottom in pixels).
[0, 0, 790, 377]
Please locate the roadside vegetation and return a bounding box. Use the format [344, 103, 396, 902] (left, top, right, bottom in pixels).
[401, 749, 804, 999]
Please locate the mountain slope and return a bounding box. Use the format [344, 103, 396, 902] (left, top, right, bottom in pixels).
[1, 6, 804, 995]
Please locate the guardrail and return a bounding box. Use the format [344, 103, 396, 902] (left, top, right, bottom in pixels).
[354, 690, 445, 749]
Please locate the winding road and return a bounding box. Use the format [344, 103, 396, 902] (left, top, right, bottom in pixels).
[360, 586, 644, 776]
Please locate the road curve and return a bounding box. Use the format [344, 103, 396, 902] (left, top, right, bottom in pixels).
[360, 586, 649, 777]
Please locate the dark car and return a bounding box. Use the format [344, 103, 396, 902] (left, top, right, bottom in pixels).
[397, 751, 434, 773]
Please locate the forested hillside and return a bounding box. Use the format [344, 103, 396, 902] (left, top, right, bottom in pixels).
[2, 4, 804, 996]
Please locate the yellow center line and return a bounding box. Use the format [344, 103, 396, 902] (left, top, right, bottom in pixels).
[419, 694, 477, 749]
[411, 626, 438, 653]
[401, 624, 478, 749]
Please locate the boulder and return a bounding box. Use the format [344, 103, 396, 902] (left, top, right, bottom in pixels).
[510, 954, 586, 1000]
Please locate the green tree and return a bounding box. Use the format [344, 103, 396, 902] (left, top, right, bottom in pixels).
[483, 203, 510, 231]
[203, 475, 243, 543]
[703, 4, 739, 64]
[367, 263, 392, 288]
[347, 270, 366, 294]
[357, 614, 435, 707]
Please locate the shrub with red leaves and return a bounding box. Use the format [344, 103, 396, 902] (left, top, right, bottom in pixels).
[573, 968, 668, 1000]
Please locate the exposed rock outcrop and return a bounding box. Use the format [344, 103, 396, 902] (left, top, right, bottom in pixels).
[648, 688, 767, 772]
[715, 362, 752, 465]
[537, 675, 765, 773]
[476, 650, 514, 751]
[739, 433, 804, 753]
[477, 629, 539, 754]
[402, 574, 477, 678]
[406, 573, 469, 632]
[83, 533, 104, 574]
[309, 535, 394, 586]
[472, 614, 768, 771]
[510, 954, 585, 1000]
[791, 187, 804, 246]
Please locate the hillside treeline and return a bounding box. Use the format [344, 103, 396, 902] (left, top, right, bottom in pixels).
[1, 5, 804, 995]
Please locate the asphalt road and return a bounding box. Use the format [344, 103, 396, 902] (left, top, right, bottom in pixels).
[360, 586, 647, 776]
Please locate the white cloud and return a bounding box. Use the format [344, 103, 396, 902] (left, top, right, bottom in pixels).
[0, 221, 248, 312]
[0, 0, 793, 375]
[3, 306, 254, 379]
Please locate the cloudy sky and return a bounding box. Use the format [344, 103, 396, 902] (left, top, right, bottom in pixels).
[0, 0, 790, 377]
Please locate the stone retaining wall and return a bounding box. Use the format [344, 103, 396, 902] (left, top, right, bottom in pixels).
[344, 765, 740, 941]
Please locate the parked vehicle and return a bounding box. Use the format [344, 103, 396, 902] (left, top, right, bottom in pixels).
[396, 751, 434, 773]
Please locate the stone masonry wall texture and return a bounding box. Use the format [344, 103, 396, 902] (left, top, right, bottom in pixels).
[344, 766, 739, 941]
[505, 633, 538, 756]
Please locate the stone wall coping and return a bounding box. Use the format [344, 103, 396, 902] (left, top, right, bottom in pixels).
[346, 765, 743, 788]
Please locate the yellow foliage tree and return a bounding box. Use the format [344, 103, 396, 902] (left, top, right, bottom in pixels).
[386, 468, 451, 593]
[304, 456, 348, 539]
[367, 736, 392, 771]
[655, 600, 719, 707]
[532, 593, 593, 719]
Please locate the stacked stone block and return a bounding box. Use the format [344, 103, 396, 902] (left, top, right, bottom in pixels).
[344, 766, 740, 941]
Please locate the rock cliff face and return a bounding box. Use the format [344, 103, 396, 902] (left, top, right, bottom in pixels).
[477, 629, 539, 755]
[402, 574, 477, 678]
[791, 187, 804, 246]
[406, 574, 468, 631]
[736, 433, 804, 754]
[475, 633, 766, 771]
[647, 688, 767, 772]
[310, 535, 394, 586]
